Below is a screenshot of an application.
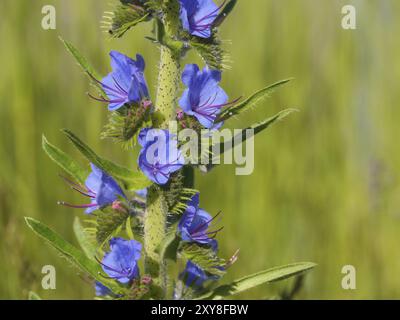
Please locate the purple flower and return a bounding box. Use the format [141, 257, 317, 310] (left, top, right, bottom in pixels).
[180, 260, 218, 288]
[135, 188, 148, 198]
[179, 64, 233, 129]
[178, 193, 220, 250]
[95, 281, 112, 297]
[59, 163, 125, 214]
[89, 51, 149, 111]
[179, 0, 223, 38]
[99, 237, 142, 284]
[138, 128, 185, 185]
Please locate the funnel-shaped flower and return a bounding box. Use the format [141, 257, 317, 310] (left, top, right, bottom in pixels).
[179, 64, 230, 128]
[95, 282, 112, 297]
[100, 237, 142, 284]
[138, 128, 185, 185]
[90, 51, 149, 111]
[178, 193, 220, 250]
[179, 0, 222, 38]
[180, 260, 218, 288]
[59, 163, 125, 214]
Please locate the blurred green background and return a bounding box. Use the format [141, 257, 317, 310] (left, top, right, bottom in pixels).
[1, 0, 400, 299]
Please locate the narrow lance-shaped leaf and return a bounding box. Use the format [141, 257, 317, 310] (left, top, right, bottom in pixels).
[180, 243, 226, 278]
[42, 135, 89, 185]
[59, 37, 105, 95]
[111, 12, 150, 38]
[197, 262, 316, 300]
[217, 79, 293, 122]
[73, 217, 97, 260]
[62, 129, 151, 190]
[25, 217, 125, 295]
[125, 215, 135, 240]
[205, 109, 297, 172]
[157, 231, 180, 262]
[102, 1, 151, 38]
[96, 208, 130, 247]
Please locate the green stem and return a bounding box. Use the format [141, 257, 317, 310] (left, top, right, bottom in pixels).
[144, 186, 168, 297]
[144, 0, 182, 298]
[154, 46, 180, 127]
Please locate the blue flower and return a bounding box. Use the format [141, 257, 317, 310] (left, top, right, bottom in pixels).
[100, 237, 142, 284]
[179, 0, 222, 38]
[95, 281, 112, 297]
[135, 188, 148, 198]
[179, 64, 229, 128]
[138, 128, 185, 185]
[90, 51, 149, 111]
[180, 261, 218, 288]
[178, 193, 220, 250]
[59, 163, 126, 214]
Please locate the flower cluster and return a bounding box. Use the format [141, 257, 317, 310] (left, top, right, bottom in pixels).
[50, 0, 244, 299]
[31, 0, 314, 301]
[93, 192, 222, 296]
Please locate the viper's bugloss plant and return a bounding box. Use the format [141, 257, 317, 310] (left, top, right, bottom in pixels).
[26, 0, 316, 300]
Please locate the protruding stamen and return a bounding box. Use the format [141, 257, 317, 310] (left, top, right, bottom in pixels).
[57, 201, 97, 209]
[225, 249, 240, 269]
[191, 210, 222, 234]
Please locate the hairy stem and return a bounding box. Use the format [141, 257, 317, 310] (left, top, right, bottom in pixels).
[144, 186, 168, 297]
[144, 0, 182, 298]
[154, 46, 180, 126]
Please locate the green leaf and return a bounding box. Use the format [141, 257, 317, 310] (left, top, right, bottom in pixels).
[180, 243, 226, 278]
[102, 2, 151, 38]
[197, 262, 316, 300]
[62, 129, 151, 190]
[204, 109, 297, 172]
[125, 215, 135, 240]
[158, 231, 180, 262]
[96, 209, 130, 247]
[110, 9, 150, 38]
[101, 105, 152, 149]
[59, 37, 105, 95]
[42, 135, 89, 185]
[218, 79, 293, 122]
[190, 35, 227, 71]
[250, 108, 297, 135]
[73, 217, 97, 260]
[28, 291, 41, 300]
[221, 109, 296, 155]
[25, 217, 125, 295]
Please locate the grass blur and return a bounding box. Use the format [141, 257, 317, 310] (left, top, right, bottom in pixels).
[1, 0, 400, 299]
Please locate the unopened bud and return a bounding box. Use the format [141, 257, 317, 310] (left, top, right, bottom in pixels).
[141, 275, 152, 285]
